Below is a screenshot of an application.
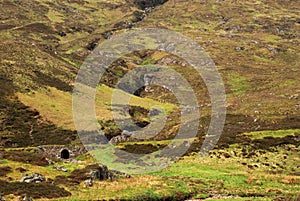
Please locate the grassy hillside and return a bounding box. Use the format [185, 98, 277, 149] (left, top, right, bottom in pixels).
[136, 0, 300, 123]
[0, 0, 299, 146]
[0, 0, 176, 146]
[0, 0, 299, 200]
[0, 130, 299, 200]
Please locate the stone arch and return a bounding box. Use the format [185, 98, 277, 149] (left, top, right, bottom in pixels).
[60, 149, 70, 159]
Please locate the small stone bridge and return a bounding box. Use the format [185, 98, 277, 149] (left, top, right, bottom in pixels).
[36, 145, 87, 159]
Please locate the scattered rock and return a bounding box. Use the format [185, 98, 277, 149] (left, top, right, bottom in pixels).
[53, 165, 68, 172]
[267, 46, 279, 54]
[87, 39, 99, 51]
[58, 31, 66, 37]
[289, 94, 299, 99]
[235, 46, 245, 51]
[87, 164, 130, 182]
[224, 25, 240, 33]
[0, 195, 4, 201]
[87, 164, 109, 181]
[109, 130, 133, 144]
[110, 169, 131, 179]
[69, 163, 125, 183]
[83, 178, 93, 188]
[102, 31, 114, 39]
[45, 158, 54, 165]
[90, 170, 99, 180]
[158, 57, 177, 65]
[133, 10, 147, 22]
[20, 196, 32, 201]
[98, 164, 109, 180]
[121, 130, 134, 137]
[20, 173, 46, 183]
[159, 56, 188, 67]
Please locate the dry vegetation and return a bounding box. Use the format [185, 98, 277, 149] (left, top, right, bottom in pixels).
[0, 0, 299, 200]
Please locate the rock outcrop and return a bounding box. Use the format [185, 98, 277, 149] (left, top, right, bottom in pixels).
[109, 130, 133, 144]
[20, 173, 45, 183]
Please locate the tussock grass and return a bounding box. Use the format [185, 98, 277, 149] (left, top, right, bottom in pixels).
[17, 86, 176, 130]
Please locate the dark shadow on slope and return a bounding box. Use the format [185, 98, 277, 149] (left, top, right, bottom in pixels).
[120, 113, 300, 154]
[0, 80, 77, 148]
[133, 0, 169, 10]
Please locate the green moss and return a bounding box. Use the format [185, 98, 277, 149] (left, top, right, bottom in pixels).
[228, 73, 251, 95]
[243, 129, 300, 140]
[141, 59, 154, 65]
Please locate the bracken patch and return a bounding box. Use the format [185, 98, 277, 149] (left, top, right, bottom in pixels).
[0, 179, 71, 199]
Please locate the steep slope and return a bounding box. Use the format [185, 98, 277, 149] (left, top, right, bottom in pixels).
[0, 0, 173, 147]
[133, 0, 300, 137]
[0, 1, 299, 200]
[0, 0, 299, 147]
